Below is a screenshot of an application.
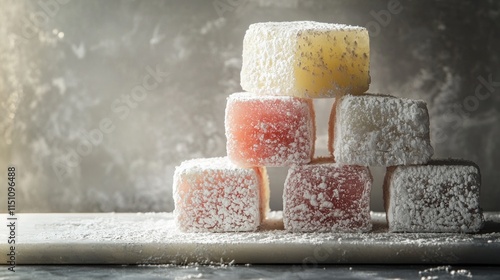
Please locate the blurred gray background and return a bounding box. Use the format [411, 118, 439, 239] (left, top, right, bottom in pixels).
[1, 0, 499, 213]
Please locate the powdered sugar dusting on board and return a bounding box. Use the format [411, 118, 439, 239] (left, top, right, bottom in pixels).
[173, 157, 269, 232]
[225, 92, 315, 167]
[15, 212, 500, 265]
[385, 160, 484, 233]
[21, 212, 500, 245]
[333, 94, 433, 166]
[283, 161, 372, 232]
[419, 265, 473, 279]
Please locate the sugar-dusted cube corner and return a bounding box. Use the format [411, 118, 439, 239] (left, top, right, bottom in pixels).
[330, 94, 434, 166]
[241, 21, 370, 98]
[283, 159, 372, 232]
[384, 160, 484, 233]
[225, 92, 315, 167]
[173, 157, 270, 232]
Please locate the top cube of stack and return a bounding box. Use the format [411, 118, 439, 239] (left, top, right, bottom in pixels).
[241, 21, 370, 98]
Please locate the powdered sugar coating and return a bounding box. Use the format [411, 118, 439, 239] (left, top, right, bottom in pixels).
[384, 160, 484, 233]
[173, 157, 269, 232]
[225, 92, 315, 167]
[332, 94, 434, 166]
[241, 21, 370, 98]
[283, 160, 372, 232]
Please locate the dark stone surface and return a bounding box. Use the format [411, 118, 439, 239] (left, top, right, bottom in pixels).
[1, 264, 500, 280]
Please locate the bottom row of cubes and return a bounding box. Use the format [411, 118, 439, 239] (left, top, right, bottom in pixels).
[173, 157, 483, 233]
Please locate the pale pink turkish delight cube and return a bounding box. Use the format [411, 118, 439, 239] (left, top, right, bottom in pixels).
[384, 159, 484, 233]
[283, 159, 372, 232]
[173, 157, 269, 232]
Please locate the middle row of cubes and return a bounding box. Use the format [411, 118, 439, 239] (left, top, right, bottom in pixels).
[226, 92, 433, 167]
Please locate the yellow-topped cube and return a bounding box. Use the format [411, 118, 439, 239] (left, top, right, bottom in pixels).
[241, 21, 370, 98]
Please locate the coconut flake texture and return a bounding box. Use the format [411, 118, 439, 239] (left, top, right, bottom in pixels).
[383, 159, 484, 233]
[173, 157, 270, 232]
[240, 21, 370, 98]
[225, 92, 315, 167]
[283, 159, 372, 232]
[331, 94, 434, 166]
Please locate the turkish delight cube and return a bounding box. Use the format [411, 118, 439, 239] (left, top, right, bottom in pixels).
[241, 21, 370, 98]
[330, 94, 433, 166]
[225, 92, 315, 167]
[283, 159, 372, 232]
[383, 160, 484, 233]
[173, 157, 270, 232]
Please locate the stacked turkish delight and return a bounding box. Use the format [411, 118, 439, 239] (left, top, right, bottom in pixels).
[225, 93, 315, 167]
[173, 21, 483, 234]
[173, 157, 269, 232]
[384, 160, 483, 233]
[283, 159, 372, 232]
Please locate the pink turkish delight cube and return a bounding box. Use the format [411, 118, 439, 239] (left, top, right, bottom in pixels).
[283, 159, 372, 232]
[384, 159, 484, 233]
[225, 92, 315, 167]
[173, 157, 270, 232]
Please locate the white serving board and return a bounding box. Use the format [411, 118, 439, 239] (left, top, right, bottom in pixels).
[1, 212, 499, 265]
